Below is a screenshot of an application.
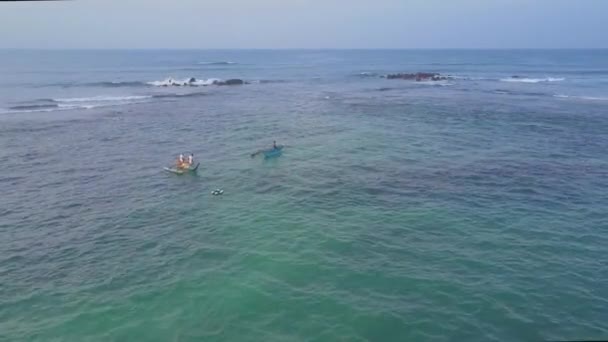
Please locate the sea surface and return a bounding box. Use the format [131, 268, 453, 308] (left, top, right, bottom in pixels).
[1, 49, 607, 341]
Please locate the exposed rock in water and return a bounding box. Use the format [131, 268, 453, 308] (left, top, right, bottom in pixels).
[385, 72, 452, 81]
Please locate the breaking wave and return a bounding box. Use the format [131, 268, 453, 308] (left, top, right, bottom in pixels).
[250, 79, 289, 84]
[54, 95, 152, 103]
[417, 81, 454, 87]
[493, 89, 549, 97]
[8, 104, 60, 111]
[87, 81, 147, 88]
[76, 77, 248, 88]
[151, 92, 208, 99]
[2, 95, 153, 114]
[198, 61, 237, 65]
[500, 77, 565, 83]
[356, 72, 380, 78]
[146, 77, 244, 87]
[554, 94, 608, 101]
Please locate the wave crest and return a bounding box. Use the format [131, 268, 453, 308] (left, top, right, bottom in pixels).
[87, 81, 147, 88]
[55, 95, 152, 103]
[152, 92, 208, 99]
[250, 79, 289, 84]
[3, 95, 153, 114]
[9, 104, 59, 111]
[146, 77, 244, 87]
[80, 77, 246, 88]
[357, 72, 379, 78]
[500, 77, 565, 83]
[554, 94, 608, 101]
[198, 61, 237, 65]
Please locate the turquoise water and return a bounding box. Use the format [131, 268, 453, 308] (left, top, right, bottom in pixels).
[1, 50, 607, 341]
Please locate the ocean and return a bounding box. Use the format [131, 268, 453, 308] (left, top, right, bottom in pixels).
[1, 49, 607, 341]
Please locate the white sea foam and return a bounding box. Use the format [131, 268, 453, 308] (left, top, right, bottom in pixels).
[580, 96, 608, 101]
[55, 95, 152, 103]
[147, 77, 223, 87]
[357, 72, 379, 77]
[501, 77, 565, 83]
[3, 103, 102, 114]
[193, 78, 222, 86]
[3, 95, 152, 114]
[198, 61, 237, 65]
[418, 80, 454, 86]
[554, 94, 608, 101]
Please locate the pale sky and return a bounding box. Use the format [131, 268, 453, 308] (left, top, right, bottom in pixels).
[0, 0, 606, 49]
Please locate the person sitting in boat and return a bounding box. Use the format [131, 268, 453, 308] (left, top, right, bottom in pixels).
[187, 153, 194, 165]
[273, 140, 278, 149]
[176, 154, 187, 169]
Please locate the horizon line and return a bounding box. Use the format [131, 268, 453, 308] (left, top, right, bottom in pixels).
[1, 47, 607, 51]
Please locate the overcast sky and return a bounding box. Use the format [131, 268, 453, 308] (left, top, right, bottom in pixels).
[0, 0, 606, 49]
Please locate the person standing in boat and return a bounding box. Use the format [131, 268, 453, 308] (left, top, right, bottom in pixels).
[251, 141, 284, 158]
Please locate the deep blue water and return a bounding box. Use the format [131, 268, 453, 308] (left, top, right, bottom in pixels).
[1, 50, 607, 341]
